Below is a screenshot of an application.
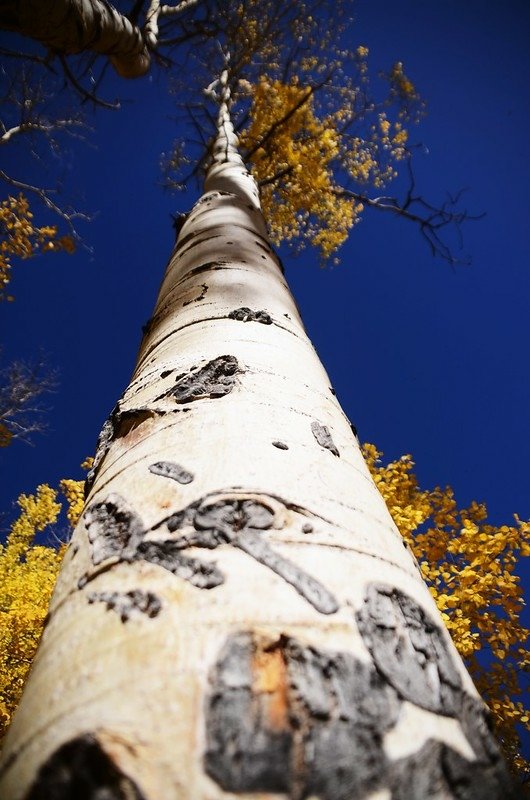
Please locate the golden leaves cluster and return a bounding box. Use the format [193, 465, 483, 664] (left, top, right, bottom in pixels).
[241, 77, 360, 259]
[364, 443, 530, 777]
[240, 49, 419, 261]
[0, 473, 85, 741]
[0, 194, 75, 302]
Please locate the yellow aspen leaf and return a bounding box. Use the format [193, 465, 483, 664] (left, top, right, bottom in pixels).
[0, 194, 75, 301]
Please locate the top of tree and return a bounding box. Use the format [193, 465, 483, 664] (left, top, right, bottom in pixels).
[0, 0, 480, 263]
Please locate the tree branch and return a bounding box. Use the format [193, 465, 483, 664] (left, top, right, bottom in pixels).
[0, 170, 91, 234]
[336, 182, 484, 265]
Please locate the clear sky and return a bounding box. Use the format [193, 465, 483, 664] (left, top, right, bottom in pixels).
[1, 0, 530, 667]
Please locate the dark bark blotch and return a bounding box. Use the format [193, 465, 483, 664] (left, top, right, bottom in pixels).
[154, 496, 338, 614]
[158, 355, 239, 403]
[87, 589, 162, 622]
[356, 584, 462, 715]
[136, 540, 224, 589]
[149, 461, 194, 484]
[228, 307, 272, 325]
[311, 420, 340, 457]
[205, 633, 398, 798]
[84, 494, 145, 566]
[24, 734, 146, 800]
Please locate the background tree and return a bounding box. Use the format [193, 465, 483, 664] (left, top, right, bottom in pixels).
[0, 356, 58, 447]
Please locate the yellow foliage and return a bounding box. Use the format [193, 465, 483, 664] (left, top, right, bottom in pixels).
[0, 473, 86, 741]
[0, 194, 75, 302]
[241, 71, 413, 261]
[59, 479, 85, 528]
[388, 61, 422, 106]
[241, 77, 361, 259]
[364, 443, 530, 778]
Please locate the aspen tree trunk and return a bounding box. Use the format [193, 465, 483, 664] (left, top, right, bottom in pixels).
[0, 72, 517, 799]
[0, 0, 150, 77]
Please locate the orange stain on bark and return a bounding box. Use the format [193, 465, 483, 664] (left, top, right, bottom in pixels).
[252, 646, 289, 731]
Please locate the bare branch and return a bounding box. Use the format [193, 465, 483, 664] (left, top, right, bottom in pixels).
[336, 175, 484, 265]
[59, 55, 120, 110]
[160, 0, 201, 16]
[0, 117, 85, 145]
[258, 164, 293, 188]
[0, 46, 55, 68]
[0, 357, 58, 447]
[0, 169, 91, 236]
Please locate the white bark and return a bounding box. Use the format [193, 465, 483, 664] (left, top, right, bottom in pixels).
[0, 73, 515, 799]
[0, 0, 150, 78]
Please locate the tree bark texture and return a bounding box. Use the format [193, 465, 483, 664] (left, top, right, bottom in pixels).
[0, 0, 150, 77]
[0, 76, 518, 799]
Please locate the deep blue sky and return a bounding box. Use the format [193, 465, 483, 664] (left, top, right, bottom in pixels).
[1, 1, 529, 543]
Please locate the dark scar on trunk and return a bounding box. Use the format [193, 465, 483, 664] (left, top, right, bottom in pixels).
[184, 261, 229, 278]
[24, 734, 146, 800]
[85, 403, 166, 497]
[182, 283, 208, 306]
[155, 355, 239, 403]
[356, 583, 462, 715]
[81, 493, 335, 611]
[136, 540, 224, 589]
[155, 498, 338, 615]
[204, 631, 518, 799]
[204, 632, 398, 797]
[149, 461, 194, 484]
[84, 494, 145, 566]
[81, 495, 223, 591]
[388, 739, 518, 800]
[272, 440, 289, 450]
[228, 307, 272, 325]
[311, 420, 340, 457]
[87, 589, 162, 622]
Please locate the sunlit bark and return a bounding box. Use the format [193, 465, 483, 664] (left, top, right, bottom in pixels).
[0, 71, 516, 799]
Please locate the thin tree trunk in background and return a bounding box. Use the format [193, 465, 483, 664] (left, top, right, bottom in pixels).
[0, 72, 517, 799]
[0, 0, 150, 77]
